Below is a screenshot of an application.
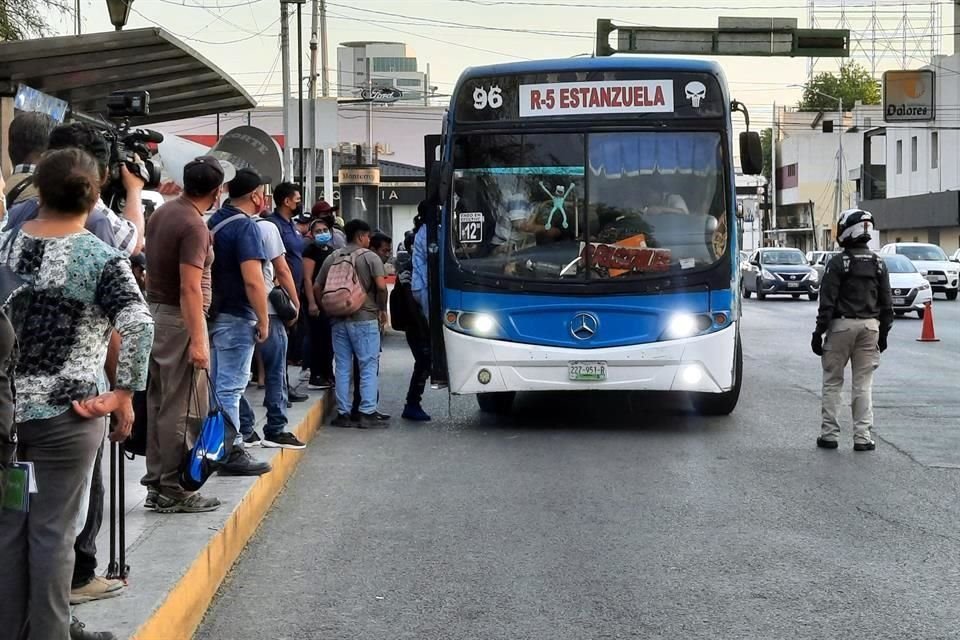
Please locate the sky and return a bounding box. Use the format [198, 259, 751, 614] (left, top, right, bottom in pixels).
[44, 0, 957, 133]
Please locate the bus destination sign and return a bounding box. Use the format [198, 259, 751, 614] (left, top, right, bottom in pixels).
[456, 71, 722, 123]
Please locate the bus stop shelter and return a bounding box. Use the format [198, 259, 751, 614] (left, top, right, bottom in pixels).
[0, 27, 256, 175]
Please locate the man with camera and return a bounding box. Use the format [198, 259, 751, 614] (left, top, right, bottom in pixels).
[3, 122, 145, 257]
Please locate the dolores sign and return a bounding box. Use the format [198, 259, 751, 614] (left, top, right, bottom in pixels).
[883, 69, 935, 122]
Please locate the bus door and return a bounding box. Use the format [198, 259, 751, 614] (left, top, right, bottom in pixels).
[424, 134, 449, 388]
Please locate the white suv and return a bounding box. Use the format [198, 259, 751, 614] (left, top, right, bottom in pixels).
[879, 243, 959, 300]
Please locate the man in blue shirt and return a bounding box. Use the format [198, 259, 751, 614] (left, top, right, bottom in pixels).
[208, 170, 272, 477]
[412, 201, 431, 319]
[265, 182, 310, 397]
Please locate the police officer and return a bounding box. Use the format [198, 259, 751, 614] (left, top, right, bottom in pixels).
[811, 209, 893, 451]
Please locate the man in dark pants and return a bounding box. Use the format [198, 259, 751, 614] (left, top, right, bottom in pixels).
[811, 209, 893, 452]
[395, 228, 432, 421]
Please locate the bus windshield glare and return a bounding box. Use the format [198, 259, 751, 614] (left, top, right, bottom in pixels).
[450, 131, 728, 282]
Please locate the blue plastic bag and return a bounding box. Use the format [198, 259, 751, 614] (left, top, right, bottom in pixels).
[179, 372, 228, 492]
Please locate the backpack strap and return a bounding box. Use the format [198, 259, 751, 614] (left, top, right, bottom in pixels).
[210, 213, 247, 236]
[5, 176, 33, 210]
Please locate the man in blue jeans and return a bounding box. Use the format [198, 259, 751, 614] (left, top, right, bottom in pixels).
[315, 219, 390, 428]
[208, 168, 272, 475]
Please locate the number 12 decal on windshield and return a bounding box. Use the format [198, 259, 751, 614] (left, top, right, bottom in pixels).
[458, 212, 484, 244]
[473, 85, 503, 110]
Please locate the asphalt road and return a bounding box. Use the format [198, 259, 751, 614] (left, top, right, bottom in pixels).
[197, 295, 960, 640]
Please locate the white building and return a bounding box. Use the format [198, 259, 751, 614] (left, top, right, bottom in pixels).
[861, 53, 960, 253]
[337, 41, 429, 101]
[774, 105, 881, 252]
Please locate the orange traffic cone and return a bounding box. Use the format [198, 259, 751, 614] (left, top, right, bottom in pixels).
[917, 301, 939, 342]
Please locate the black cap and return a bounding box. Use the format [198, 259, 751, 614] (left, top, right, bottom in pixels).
[183, 156, 231, 194]
[228, 167, 267, 199]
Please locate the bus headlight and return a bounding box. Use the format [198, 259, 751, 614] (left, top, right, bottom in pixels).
[665, 313, 700, 340]
[459, 312, 496, 335]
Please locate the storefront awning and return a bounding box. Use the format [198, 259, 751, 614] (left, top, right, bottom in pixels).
[0, 28, 255, 124]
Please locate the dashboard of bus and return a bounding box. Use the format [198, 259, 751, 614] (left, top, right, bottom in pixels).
[446, 130, 731, 287]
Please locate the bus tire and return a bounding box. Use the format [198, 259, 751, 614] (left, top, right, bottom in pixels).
[691, 339, 742, 416]
[477, 392, 515, 415]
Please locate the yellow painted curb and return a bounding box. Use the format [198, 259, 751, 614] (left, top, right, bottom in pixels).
[130, 396, 328, 640]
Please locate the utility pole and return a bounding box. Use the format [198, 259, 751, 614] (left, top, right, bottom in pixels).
[320, 0, 333, 206]
[954, 0, 960, 54]
[366, 57, 374, 164]
[834, 95, 843, 236]
[307, 0, 319, 205]
[297, 2, 305, 189]
[280, 1, 293, 180]
[424, 63, 431, 107]
[771, 101, 777, 247]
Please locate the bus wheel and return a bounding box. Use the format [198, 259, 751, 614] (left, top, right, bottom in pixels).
[477, 392, 515, 415]
[690, 340, 742, 416]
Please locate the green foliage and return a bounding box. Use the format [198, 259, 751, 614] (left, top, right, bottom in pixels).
[760, 127, 773, 185]
[0, 0, 70, 41]
[797, 62, 881, 112]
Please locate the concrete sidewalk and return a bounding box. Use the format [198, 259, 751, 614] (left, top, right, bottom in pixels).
[74, 380, 330, 640]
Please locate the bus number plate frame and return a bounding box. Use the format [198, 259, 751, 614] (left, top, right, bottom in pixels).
[568, 361, 607, 381]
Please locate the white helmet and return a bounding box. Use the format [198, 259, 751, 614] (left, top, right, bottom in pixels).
[836, 208, 874, 247]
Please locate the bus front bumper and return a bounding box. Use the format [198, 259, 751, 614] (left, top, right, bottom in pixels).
[443, 323, 737, 395]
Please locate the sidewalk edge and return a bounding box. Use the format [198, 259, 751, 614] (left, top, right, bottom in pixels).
[129, 395, 328, 640]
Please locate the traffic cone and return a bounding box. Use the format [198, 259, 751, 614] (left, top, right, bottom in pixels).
[917, 301, 940, 342]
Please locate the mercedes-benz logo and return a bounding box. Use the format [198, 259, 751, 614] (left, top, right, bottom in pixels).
[570, 312, 599, 340]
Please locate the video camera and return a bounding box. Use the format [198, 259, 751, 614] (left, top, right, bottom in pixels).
[101, 90, 163, 211]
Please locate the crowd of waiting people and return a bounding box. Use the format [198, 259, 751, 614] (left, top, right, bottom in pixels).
[0, 112, 433, 640]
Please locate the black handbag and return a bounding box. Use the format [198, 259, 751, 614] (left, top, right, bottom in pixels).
[0, 229, 26, 307]
[269, 285, 298, 323]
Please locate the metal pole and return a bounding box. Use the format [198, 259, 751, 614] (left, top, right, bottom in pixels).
[75, 0, 81, 35]
[835, 96, 843, 226]
[425, 62, 430, 107]
[955, 0, 960, 54]
[320, 0, 333, 206]
[297, 2, 305, 188]
[771, 101, 777, 246]
[307, 0, 319, 205]
[280, 1, 293, 180]
[367, 57, 373, 164]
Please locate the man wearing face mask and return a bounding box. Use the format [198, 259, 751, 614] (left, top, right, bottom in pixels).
[303, 218, 336, 389]
[264, 182, 309, 400]
[142, 156, 228, 513]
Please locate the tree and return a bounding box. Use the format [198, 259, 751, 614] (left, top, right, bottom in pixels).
[759, 127, 773, 185]
[797, 62, 881, 112]
[0, 0, 70, 41]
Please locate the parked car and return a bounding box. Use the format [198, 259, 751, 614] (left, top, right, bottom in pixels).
[809, 250, 839, 280]
[739, 250, 758, 281]
[878, 243, 959, 300]
[881, 254, 933, 318]
[742, 248, 820, 301]
[950, 248, 960, 263]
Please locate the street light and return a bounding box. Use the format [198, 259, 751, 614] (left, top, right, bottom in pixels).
[105, 0, 133, 30]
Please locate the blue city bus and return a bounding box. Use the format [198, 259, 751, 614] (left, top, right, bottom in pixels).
[424, 56, 763, 416]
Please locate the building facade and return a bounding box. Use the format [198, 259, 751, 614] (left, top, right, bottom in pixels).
[337, 41, 429, 100]
[861, 53, 960, 253]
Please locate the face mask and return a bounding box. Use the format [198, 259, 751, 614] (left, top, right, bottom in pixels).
[293, 204, 304, 217]
[314, 232, 332, 245]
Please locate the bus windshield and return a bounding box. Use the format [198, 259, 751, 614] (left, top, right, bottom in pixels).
[450, 131, 728, 282]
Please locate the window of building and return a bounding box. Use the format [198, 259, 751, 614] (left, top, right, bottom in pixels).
[896, 140, 903, 174]
[931, 132, 939, 169]
[372, 57, 418, 73]
[396, 78, 422, 87]
[786, 165, 797, 177]
[911, 136, 918, 172]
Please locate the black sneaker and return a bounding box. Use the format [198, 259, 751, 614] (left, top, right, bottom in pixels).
[854, 441, 876, 452]
[70, 617, 117, 640]
[330, 413, 358, 428]
[358, 412, 391, 429]
[816, 437, 839, 449]
[308, 378, 332, 390]
[218, 449, 272, 476]
[144, 489, 159, 510]
[243, 431, 262, 448]
[289, 389, 309, 403]
[154, 493, 222, 514]
[263, 432, 306, 450]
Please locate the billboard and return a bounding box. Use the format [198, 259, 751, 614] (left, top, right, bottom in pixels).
[883, 70, 935, 122]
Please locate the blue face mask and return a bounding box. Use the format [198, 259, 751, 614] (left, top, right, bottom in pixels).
[314, 232, 332, 245]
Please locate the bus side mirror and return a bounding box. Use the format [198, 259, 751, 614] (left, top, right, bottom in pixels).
[740, 131, 763, 176]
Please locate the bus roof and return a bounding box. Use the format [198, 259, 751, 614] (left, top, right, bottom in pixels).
[459, 56, 727, 81]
